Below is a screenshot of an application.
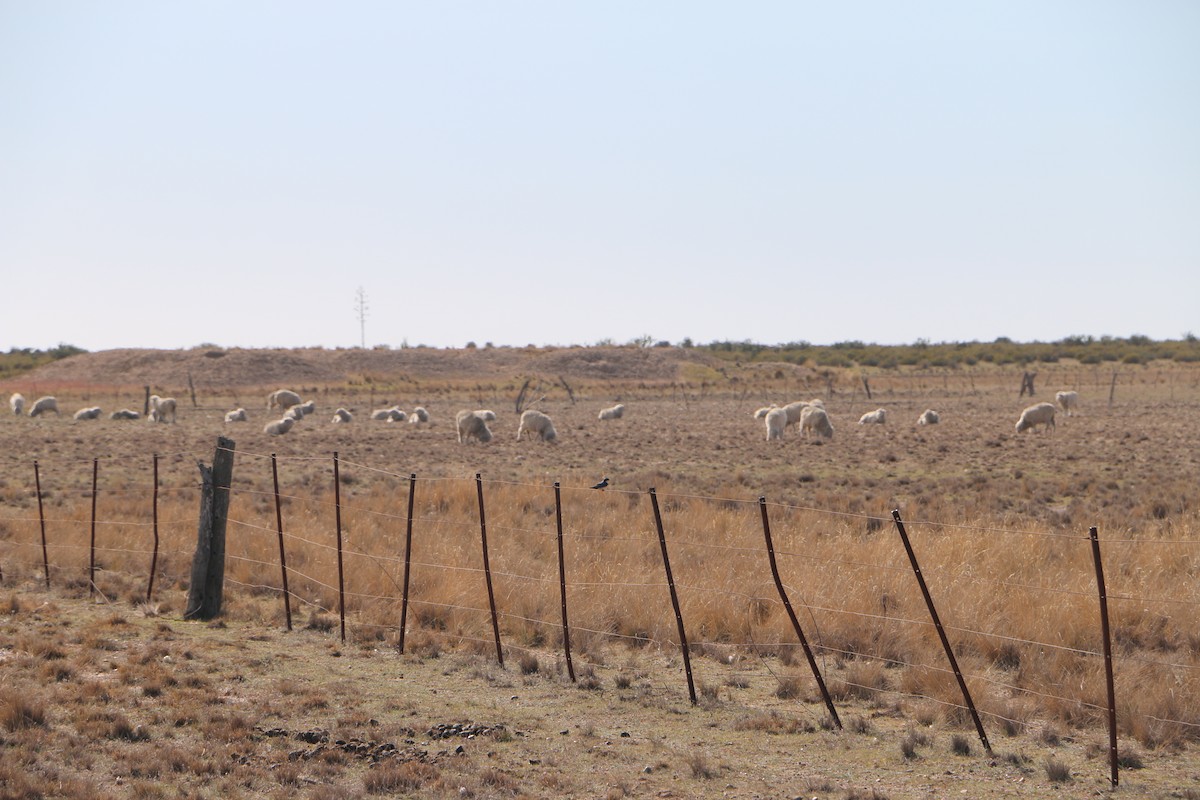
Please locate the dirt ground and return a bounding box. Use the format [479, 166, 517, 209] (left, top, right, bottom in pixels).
[1, 349, 1199, 798]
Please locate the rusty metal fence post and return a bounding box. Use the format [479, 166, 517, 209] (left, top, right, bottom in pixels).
[271, 454, 293, 631]
[759, 497, 840, 728]
[34, 460, 49, 588]
[1089, 526, 1119, 788]
[147, 454, 160, 603]
[476, 473, 504, 665]
[555, 482, 575, 682]
[89, 458, 98, 596]
[333, 452, 346, 643]
[398, 473, 416, 653]
[649, 488, 697, 705]
[892, 509, 991, 754]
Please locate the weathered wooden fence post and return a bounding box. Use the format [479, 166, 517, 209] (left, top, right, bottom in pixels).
[89, 459, 98, 596]
[270, 454, 292, 631]
[185, 437, 235, 620]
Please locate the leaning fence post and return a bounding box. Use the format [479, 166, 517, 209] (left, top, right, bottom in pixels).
[34, 461, 49, 589]
[333, 452, 346, 643]
[270, 454, 293, 631]
[147, 454, 160, 603]
[89, 458, 98, 596]
[475, 473, 504, 666]
[555, 482, 576, 682]
[398, 473, 416, 653]
[1089, 526, 1119, 788]
[184, 437, 235, 620]
[649, 488, 697, 705]
[892, 509, 991, 754]
[759, 497, 840, 728]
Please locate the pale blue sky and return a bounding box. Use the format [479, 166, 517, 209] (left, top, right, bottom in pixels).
[2, 2, 1197, 351]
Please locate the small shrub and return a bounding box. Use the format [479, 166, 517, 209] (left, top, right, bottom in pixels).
[1, 691, 47, 731]
[950, 734, 971, 756]
[1045, 757, 1072, 783]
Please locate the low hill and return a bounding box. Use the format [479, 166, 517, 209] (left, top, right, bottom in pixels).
[3, 345, 729, 391]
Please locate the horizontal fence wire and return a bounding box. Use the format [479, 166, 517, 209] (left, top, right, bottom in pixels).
[1, 447, 1197, 755]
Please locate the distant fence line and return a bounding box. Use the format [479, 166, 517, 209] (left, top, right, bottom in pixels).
[3, 438, 1199, 787]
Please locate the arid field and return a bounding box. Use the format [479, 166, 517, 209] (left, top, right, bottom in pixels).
[1, 346, 1198, 798]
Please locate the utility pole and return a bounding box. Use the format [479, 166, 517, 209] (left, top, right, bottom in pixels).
[355, 286, 368, 348]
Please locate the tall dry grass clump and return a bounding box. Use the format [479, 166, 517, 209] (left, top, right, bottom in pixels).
[1, 454, 1197, 749]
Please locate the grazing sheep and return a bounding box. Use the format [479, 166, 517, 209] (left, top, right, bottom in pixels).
[283, 406, 306, 421]
[598, 403, 625, 421]
[408, 406, 430, 425]
[475, 409, 496, 422]
[784, 400, 825, 430]
[1055, 391, 1080, 416]
[331, 408, 353, 424]
[225, 408, 248, 423]
[73, 406, 102, 421]
[517, 409, 557, 442]
[386, 409, 408, 423]
[294, 400, 316, 417]
[148, 395, 177, 423]
[10, 393, 24, 415]
[800, 405, 834, 439]
[765, 407, 788, 441]
[455, 409, 494, 443]
[1015, 402, 1056, 434]
[917, 409, 940, 426]
[110, 409, 141, 420]
[267, 389, 303, 411]
[858, 408, 887, 425]
[28, 396, 59, 417]
[264, 417, 295, 435]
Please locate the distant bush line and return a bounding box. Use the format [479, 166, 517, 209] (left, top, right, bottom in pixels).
[690, 334, 1200, 369]
[0, 345, 86, 381]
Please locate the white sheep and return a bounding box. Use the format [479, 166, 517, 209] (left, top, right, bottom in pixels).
[456, 409, 494, 443]
[148, 395, 177, 423]
[800, 405, 834, 439]
[294, 400, 316, 417]
[598, 403, 625, 421]
[371, 406, 407, 422]
[784, 399, 824, 430]
[475, 409, 496, 422]
[753, 406, 776, 420]
[264, 417, 295, 435]
[765, 407, 788, 441]
[917, 409, 940, 426]
[517, 409, 557, 442]
[1015, 402, 1056, 434]
[28, 396, 59, 417]
[408, 406, 430, 425]
[10, 393, 24, 415]
[1055, 391, 1080, 417]
[73, 406, 102, 421]
[331, 408, 353, 423]
[267, 389, 303, 411]
[283, 406, 305, 421]
[224, 408, 248, 423]
[858, 408, 887, 425]
[110, 409, 141, 420]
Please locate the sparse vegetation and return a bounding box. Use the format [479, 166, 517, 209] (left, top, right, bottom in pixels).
[0, 345, 1198, 797]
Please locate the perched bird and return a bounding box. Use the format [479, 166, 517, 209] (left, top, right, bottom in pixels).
[590, 477, 610, 490]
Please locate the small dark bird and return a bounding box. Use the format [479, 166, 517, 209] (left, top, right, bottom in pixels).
[591, 477, 610, 490]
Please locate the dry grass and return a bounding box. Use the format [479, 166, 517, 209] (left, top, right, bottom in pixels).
[1, 355, 1199, 796]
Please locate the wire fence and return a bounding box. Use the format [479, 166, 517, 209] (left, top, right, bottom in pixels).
[1, 439, 1198, 786]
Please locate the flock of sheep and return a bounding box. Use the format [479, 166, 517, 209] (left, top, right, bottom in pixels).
[752, 390, 1080, 442]
[7, 393, 177, 423]
[7, 387, 1082, 444]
